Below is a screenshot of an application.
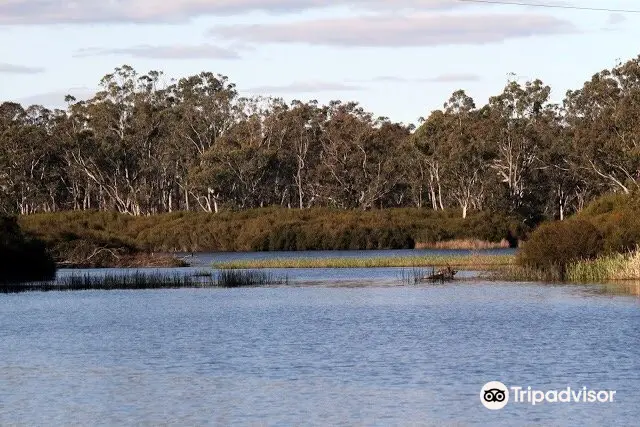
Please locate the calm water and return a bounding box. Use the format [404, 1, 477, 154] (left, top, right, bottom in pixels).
[1, 279, 639, 426]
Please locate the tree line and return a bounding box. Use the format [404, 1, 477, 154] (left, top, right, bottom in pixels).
[2, 56, 640, 226]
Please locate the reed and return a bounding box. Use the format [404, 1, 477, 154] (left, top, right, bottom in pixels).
[213, 254, 515, 270]
[415, 239, 511, 250]
[487, 265, 563, 282]
[217, 269, 288, 288]
[566, 249, 640, 282]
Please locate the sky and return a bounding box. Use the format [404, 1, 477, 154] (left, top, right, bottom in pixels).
[1, 0, 640, 125]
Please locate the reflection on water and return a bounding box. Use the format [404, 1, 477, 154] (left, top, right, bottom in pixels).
[1, 281, 638, 425]
[587, 280, 640, 298]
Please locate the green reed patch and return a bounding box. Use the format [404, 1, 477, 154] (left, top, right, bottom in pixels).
[566, 249, 640, 282]
[213, 254, 514, 270]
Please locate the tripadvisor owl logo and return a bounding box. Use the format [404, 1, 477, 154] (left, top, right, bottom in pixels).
[480, 381, 509, 410]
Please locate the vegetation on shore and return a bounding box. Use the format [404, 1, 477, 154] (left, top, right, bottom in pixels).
[19, 209, 521, 260]
[213, 254, 514, 269]
[511, 193, 640, 282]
[0, 269, 288, 293]
[415, 239, 511, 250]
[2, 56, 640, 234]
[0, 216, 56, 283]
[566, 249, 640, 283]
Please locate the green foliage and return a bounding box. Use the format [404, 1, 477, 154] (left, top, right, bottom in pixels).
[19, 208, 523, 254]
[566, 249, 640, 282]
[517, 219, 603, 278]
[517, 192, 640, 280]
[213, 254, 514, 269]
[3, 55, 640, 225]
[0, 216, 56, 283]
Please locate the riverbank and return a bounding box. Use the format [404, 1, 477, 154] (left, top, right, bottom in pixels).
[18, 209, 522, 256]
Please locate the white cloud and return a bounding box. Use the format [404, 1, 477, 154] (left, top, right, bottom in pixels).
[0, 0, 461, 24]
[75, 44, 240, 60]
[248, 81, 364, 94]
[373, 73, 481, 83]
[0, 63, 45, 74]
[15, 87, 96, 108]
[211, 13, 576, 47]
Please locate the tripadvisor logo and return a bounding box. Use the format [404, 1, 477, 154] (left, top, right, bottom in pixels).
[480, 381, 617, 410]
[480, 381, 509, 410]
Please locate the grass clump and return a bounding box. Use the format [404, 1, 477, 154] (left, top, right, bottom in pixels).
[415, 239, 511, 250]
[217, 269, 288, 287]
[487, 265, 563, 282]
[566, 249, 640, 282]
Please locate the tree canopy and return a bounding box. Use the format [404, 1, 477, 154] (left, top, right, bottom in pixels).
[2, 56, 640, 226]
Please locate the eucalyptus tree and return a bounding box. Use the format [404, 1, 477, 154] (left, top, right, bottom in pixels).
[564, 56, 640, 195]
[484, 78, 556, 221]
[168, 72, 240, 211]
[319, 101, 404, 209]
[0, 102, 64, 214]
[412, 110, 447, 211]
[65, 65, 171, 215]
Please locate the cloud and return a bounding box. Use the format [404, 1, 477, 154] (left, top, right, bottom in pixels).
[607, 13, 626, 26]
[248, 81, 364, 94]
[373, 73, 481, 83]
[0, 63, 45, 74]
[421, 73, 481, 82]
[211, 13, 576, 47]
[15, 87, 96, 108]
[74, 44, 240, 60]
[0, 0, 461, 25]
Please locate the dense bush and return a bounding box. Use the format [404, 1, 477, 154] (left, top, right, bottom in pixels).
[576, 192, 640, 253]
[517, 219, 603, 278]
[0, 216, 56, 283]
[517, 192, 640, 279]
[19, 208, 524, 254]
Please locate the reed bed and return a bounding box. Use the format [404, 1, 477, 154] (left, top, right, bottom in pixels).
[414, 239, 511, 250]
[486, 265, 563, 282]
[217, 269, 288, 288]
[398, 266, 456, 285]
[566, 249, 640, 282]
[0, 269, 288, 293]
[213, 254, 514, 270]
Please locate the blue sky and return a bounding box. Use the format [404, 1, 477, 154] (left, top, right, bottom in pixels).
[1, 0, 639, 125]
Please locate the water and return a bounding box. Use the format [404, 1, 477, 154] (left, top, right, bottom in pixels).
[1, 279, 638, 426]
[53, 248, 510, 284]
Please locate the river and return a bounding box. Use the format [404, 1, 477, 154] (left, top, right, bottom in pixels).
[1, 250, 638, 425]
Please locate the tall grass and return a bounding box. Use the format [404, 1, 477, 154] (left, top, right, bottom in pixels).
[399, 267, 433, 285]
[217, 269, 288, 287]
[566, 249, 640, 282]
[0, 269, 288, 293]
[487, 265, 563, 282]
[415, 239, 511, 250]
[213, 254, 514, 269]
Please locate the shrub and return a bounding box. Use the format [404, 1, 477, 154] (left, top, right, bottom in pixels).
[517, 219, 603, 279]
[0, 216, 56, 283]
[19, 207, 524, 253]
